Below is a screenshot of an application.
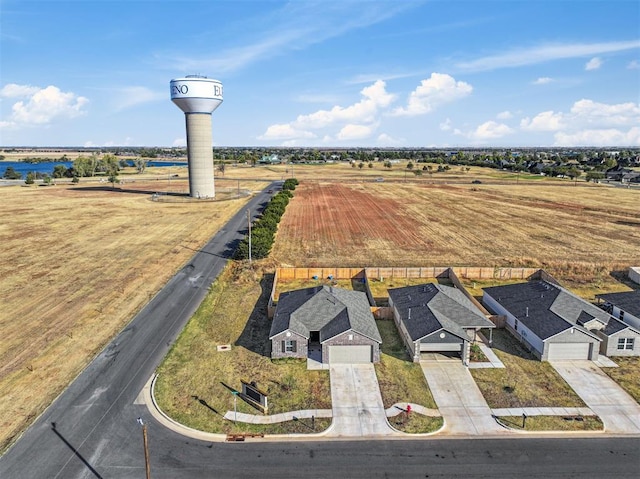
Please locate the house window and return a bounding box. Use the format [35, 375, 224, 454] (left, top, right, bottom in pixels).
[284, 339, 297, 353]
[617, 338, 634, 350]
[514, 319, 518, 331]
[619, 311, 625, 321]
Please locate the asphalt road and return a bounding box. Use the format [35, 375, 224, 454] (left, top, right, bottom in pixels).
[1, 181, 638, 478]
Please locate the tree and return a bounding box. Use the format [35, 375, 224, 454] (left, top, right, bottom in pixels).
[368, 162, 373, 169]
[217, 162, 226, 176]
[134, 158, 148, 174]
[358, 162, 364, 169]
[586, 171, 604, 182]
[2, 166, 21, 180]
[52, 164, 68, 178]
[406, 161, 414, 170]
[25, 172, 35, 184]
[383, 161, 392, 169]
[567, 167, 581, 185]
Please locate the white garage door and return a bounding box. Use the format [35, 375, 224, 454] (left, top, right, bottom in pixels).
[420, 343, 462, 352]
[328, 345, 372, 364]
[547, 343, 590, 360]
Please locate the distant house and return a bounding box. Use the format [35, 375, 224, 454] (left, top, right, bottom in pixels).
[269, 286, 381, 364]
[605, 167, 640, 183]
[388, 284, 495, 364]
[259, 154, 281, 164]
[596, 291, 640, 331]
[484, 281, 640, 360]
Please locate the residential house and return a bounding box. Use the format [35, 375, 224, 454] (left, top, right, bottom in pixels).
[269, 286, 381, 364]
[596, 291, 640, 331]
[388, 283, 495, 365]
[483, 281, 602, 360]
[484, 281, 640, 359]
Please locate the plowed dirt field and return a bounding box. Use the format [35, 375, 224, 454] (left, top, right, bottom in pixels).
[271, 182, 640, 269]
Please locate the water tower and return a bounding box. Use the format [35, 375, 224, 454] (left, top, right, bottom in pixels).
[170, 75, 223, 198]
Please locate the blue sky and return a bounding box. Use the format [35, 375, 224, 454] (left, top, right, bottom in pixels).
[1, 0, 639, 148]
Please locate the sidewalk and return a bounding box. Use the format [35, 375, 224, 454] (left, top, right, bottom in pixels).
[491, 407, 595, 417]
[468, 340, 505, 369]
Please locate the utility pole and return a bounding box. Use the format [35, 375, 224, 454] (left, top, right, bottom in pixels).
[137, 418, 151, 479]
[247, 209, 252, 264]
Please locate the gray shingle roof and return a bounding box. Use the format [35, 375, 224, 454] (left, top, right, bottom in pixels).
[270, 286, 381, 343]
[596, 291, 640, 318]
[483, 281, 605, 340]
[603, 316, 630, 335]
[388, 284, 494, 341]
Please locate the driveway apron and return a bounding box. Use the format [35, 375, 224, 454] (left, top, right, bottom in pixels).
[421, 362, 506, 435]
[328, 364, 394, 437]
[551, 360, 640, 434]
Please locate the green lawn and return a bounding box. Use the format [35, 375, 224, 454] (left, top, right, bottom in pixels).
[470, 329, 586, 408]
[602, 357, 640, 404]
[374, 320, 442, 433]
[155, 264, 332, 435]
[497, 415, 603, 431]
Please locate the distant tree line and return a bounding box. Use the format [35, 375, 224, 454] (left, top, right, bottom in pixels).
[234, 179, 299, 261]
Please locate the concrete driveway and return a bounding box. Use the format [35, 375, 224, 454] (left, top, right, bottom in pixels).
[328, 364, 396, 437]
[420, 362, 506, 435]
[551, 360, 640, 434]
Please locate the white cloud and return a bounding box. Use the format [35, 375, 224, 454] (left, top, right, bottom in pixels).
[336, 124, 375, 140]
[439, 118, 453, 130]
[456, 40, 640, 72]
[259, 80, 394, 143]
[520, 99, 640, 146]
[392, 73, 472, 116]
[112, 86, 163, 111]
[294, 80, 395, 129]
[628, 60, 640, 70]
[377, 133, 403, 146]
[1, 84, 88, 128]
[554, 127, 640, 146]
[520, 111, 565, 131]
[258, 123, 316, 140]
[533, 77, 553, 85]
[585, 57, 602, 71]
[0, 83, 40, 98]
[172, 138, 186, 147]
[569, 99, 640, 126]
[496, 111, 513, 120]
[468, 121, 513, 140]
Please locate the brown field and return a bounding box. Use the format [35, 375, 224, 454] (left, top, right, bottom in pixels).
[271, 182, 640, 275]
[0, 178, 264, 450]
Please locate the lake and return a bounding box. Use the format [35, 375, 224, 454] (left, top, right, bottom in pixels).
[0, 160, 187, 178]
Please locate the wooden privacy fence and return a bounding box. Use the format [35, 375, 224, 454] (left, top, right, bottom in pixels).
[269, 266, 549, 318]
[276, 267, 365, 280]
[364, 266, 539, 280]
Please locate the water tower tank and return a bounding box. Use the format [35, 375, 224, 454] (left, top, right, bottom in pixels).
[170, 75, 223, 198]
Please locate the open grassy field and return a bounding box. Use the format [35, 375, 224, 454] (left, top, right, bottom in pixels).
[0, 178, 264, 451]
[271, 182, 640, 277]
